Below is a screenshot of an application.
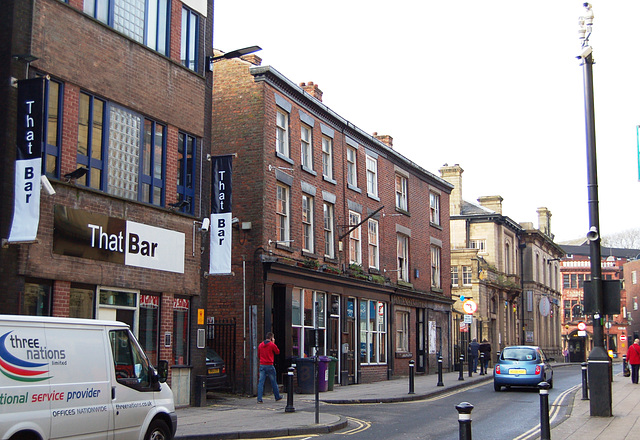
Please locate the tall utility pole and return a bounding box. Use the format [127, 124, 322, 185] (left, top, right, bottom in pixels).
[577, 3, 612, 417]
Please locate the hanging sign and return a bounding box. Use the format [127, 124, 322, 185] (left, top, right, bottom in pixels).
[209, 155, 233, 274]
[8, 77, 46, 242]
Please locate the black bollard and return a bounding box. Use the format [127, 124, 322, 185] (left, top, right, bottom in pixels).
[285, 366, 295, 413]
[623, 354, 628, 378]
[455, 402, 474, 440]
[538, 382, 551, 440]
[458, 354, 465, 381]
[581, 362, 589, 400]
[437, 354, 444, 386]
[479, 353, 485, 376]
[409, 360, 415, 394]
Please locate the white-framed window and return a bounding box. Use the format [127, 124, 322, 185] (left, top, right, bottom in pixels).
[429, 192, 440, 225]
[360, 299, 387, 365]
[276, 184, 290, 243]
[276, 109, 289, 157]
[633, 271, 637, 285]
[292, 289, 326, 357]
[431, 245, 441, 289]
[395, 174, 408, 211]
[451, 266, 459, 287]
[462, 266, 472, 285]
[366, 155, 378, 197]
[397, 234, 409, 282]
[322, 136, 333, 179]
[395, 310, 409, 352]
[302, 194, 314, 253]
[368, 219, 379, 270]
[301, 124, 313, 170]
[347, 146, 357, 187]
[349, 211, 362, 265]
[323, 202, 335, 258]
[470, 239, 486, 252]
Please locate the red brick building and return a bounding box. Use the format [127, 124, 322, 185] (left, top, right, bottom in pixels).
[1, 0, 214, 405]
[210, 55, 454, 393]
[560, 245, 637, 361]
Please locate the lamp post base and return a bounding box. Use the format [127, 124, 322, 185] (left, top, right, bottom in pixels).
[588, 345, 612, 417]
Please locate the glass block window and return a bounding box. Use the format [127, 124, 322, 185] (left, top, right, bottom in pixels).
[113, 0, 145, 43]
[108, 106, 141, 200]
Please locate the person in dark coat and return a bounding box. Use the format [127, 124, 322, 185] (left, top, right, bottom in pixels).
[469, 338, 480, 372]
[479, 339, 491, 372]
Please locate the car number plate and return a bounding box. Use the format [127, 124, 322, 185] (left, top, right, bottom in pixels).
[208, 368, 220, 374]
[509, 368, 527, 375]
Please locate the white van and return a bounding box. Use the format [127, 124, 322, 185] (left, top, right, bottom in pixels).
[0, 315, 177, 440]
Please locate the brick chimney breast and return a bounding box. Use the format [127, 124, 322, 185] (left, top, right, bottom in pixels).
[373, 132, 393, 148]
[240, 54, 262, 66]
[300, 81, 323, 101]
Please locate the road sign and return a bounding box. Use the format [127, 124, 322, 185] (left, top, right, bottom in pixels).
[620, 334, 627, 342]
[577, 321, 587, 331]
[463, 314, 472, 324]
[462, 299, 477, 314]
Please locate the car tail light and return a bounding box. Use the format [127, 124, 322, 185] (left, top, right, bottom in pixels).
[495, 365, 501, 374]
[222, 366, 226, 374]
[535, 365, 541, 375]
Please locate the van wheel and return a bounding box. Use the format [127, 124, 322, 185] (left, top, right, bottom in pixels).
[145, 419, 171, 440]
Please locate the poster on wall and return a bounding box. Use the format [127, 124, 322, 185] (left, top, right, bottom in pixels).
[8, 77, 46, 242]
[429, 321, 437, 354]
[209, 155, 233, 274]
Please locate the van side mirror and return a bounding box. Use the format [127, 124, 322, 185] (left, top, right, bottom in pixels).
[157, 360, 169, 383]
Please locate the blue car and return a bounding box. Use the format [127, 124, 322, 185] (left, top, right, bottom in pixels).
[494, 346, 553, 391]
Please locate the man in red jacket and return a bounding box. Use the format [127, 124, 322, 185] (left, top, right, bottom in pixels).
[627, 338, 640, 384]
[257, 332, 282, 403]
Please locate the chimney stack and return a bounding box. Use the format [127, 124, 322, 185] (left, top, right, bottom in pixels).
[537, 207, 552, 236]
[373, 132, 393, 148]
[439, 164, 464, 216]
[241, 54, 262, 66]
[477, 195, 503, 215]
[300, 82, 323, 102]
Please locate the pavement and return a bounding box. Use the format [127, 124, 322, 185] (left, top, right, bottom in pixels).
[174, 363, 640, 439]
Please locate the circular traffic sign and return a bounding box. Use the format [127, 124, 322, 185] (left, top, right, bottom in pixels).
[577, 321, 587, 331]
[620, 334, 627, 341]
[462, 299, 477, 314]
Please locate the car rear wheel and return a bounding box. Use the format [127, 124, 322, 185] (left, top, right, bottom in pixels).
[494, 382, 501, 392]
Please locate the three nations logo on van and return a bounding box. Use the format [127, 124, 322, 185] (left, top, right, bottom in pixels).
[0, 331, 58, 382]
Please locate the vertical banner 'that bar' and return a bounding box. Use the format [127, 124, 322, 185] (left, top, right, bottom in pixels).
[8, 77, 46, 242]
[209, 155, 233, 274]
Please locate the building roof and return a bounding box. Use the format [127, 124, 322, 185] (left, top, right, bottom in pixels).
[561, 244, 640, 260]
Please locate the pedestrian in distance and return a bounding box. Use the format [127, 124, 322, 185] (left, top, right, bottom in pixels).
[627, 338, 640, 384]
[469, 338, 480, 373]
[257, 332, 283, 403]
[562, 347, 569, 363]
[479, 339, 491, 372]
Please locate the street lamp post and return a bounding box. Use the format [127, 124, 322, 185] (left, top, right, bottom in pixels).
[577, 3, 612, 417]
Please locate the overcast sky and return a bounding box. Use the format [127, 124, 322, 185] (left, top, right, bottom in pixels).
[213, 1, 640, 243]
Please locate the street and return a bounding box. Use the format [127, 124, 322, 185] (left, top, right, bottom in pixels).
[283, 364, 588, 440]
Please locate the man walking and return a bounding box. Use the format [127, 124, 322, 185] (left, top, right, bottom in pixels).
[469, 338, 480, 373]
[257, 332, 282, 403]
[627, 338, 640, 384]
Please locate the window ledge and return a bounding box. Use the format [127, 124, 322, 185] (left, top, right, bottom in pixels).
[275, 243, 294, 252]
[275, 151, 294, 165]
[301, 165, 317, 176]
[397, 280, 413, 289]
[367, 193, 380, 202]
[395, 352, 413, 359]
[430, 222, 443, 230]
[395, 207, 410, 216]
[323, 175, 337, 185]
[347, 184, 361, 193]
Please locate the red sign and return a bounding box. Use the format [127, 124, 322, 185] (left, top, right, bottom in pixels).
[462, 300, 477, 315]
[577, 321, 587, 331]
[620, 334, 627, 341]
[459, 322, 468, 332]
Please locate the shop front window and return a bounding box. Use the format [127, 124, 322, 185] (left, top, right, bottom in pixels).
[139, 293, 160, 366]
[69, 285, 94, 318]
[22, 282, 52, 316]
[359, 299, 387, 365]
[292, 289, 326, 358]
[173, 297, 190, 365]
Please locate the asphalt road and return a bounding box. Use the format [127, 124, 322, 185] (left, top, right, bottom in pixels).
[292, 363, 588, 440]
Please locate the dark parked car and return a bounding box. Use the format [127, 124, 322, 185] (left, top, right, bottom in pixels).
[494, 345, 553, 391]
[206, 348, 228, 391]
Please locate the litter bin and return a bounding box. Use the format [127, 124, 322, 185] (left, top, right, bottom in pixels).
[327, 356, 338, 391]
[296, 357, 316, 394]
[318, 356, 329, 392]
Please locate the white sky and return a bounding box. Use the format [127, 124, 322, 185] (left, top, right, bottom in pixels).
[213, 1, 640, 243]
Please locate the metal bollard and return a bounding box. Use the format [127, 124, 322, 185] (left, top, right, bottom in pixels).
[455, 402, 474, 440]
[581, 362, 589, 400]
[285, 366, 295, 413]
[479, 353, 485, 376]
[437, 354, 444, 386]
[409, 360, 415, 394]
[623, 354, 628, 379]
[458, 354, 465, 381]
[538, 382, 551, 440]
